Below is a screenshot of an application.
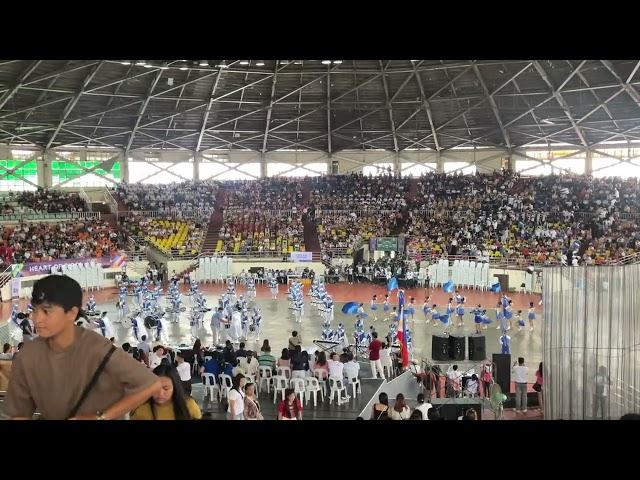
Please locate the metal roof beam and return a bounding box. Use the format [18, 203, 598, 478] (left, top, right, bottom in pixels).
[124, 70, 164, 153]
[0, 60, 42, 110]
[379, 61, 399, 152]
[45, 61, 104, 149]
[532, 60, 589, 147]
[600, 60, 640, 109]
[472, 63, 511, 149]
[262, 63, 280, 153]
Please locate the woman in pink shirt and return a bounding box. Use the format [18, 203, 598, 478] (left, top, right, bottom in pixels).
[277, 348, 291, 369]
[534, 362, 544, 411]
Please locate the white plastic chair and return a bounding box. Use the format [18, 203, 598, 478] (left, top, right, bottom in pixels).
[272, 375, 288, 404]
[328, 376, 348, 405]
[258, 366, 273, 394]
[347, 375, 361, 398]
[304, 377, 324, 406]
[313, 369, 328, 396]
[276, 366, 291, 380]
[290, 377, 306, 404]
[219, 373, 233, 400]
[201, 373, 220, 402]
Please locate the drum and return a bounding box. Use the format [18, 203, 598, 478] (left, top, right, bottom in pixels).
[144, 316, 158, 329]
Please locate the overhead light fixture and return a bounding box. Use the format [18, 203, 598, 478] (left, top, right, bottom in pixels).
[143, 62, 153, 68]
[199, 60, 208, 66]
[280, 60, 289, 65]
[333, 60, 343, 64]
[179, 66, 188, 71]
[240, 60, 249, 65]
[256, 60, 265, 66]
[542, 119, 554, 124]
[293, 60, 302, 65]
[321, 60, 331, 65]
[135, 60, 147, 66]
[216, 61, 228, 68]
[120, 60, 132, 65]
[159, 63, 169, 70]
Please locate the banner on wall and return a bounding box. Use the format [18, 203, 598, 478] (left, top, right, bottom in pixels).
[11, 278, 20, 298]
[289, 252, 313, 262]
[19, 252, 127, 277]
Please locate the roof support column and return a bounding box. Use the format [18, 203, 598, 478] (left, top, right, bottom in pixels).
[260, 152, 267, 178]
[436, 151, 444, 173]
[121, 150, 129, 184]
[585, 149, 593, 176]
[193, 151, 200, 181]
[394, 152, 401, 176]
[41, 149, 53, 188]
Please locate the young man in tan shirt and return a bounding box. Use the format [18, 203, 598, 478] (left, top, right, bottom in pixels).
[5, 275, 161, 420]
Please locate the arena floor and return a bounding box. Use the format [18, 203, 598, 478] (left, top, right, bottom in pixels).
[0, 281, 544, 420]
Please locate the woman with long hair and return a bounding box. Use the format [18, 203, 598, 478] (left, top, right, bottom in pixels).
[371, 392, 390, 420]
[277, 348, 291, 369]
[277, 388, 303, 420]
[390, 393, 411, 420]
[193, 338, 203, 366]
[227, 373, 246, 420]
[260, 339, 271, 355]
[534, 362, 544, 411]
[131, 364, 202, 420]
[243, 382, 263, 420]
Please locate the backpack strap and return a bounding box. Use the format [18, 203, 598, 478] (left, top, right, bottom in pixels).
[68, 345, 117, 419]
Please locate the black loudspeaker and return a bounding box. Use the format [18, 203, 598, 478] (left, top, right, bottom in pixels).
[492, 353, 512, 394]
[431, 399, 483, 420]
[468, 335, 486, 361]
[448, 335, 465, 361]
[432, 335, 449, 361]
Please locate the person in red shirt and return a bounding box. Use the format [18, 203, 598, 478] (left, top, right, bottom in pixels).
[368, 332, 385, 380]
[277, 388, 303, 420]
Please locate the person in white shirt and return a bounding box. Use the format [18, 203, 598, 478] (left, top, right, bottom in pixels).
[446, 364, 463, 398]
[343, 353, 360, 385]
[238, 351, 260, 378]
[148, 346, 166, 370]
[227, 373, 247, 420]
[414, 393, 432, 420]
[175, 351, 192, 394]
[594, 365, 610, 420]
[327, 352, 350, 400]
[512, 357, 529, 413]
[137, 335, 151, 358]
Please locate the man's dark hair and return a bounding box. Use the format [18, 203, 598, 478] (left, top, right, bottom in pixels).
[518, 357, 525, 365]
[427, 408, 441, 420]
[2, 343, 10, 354]
[417, 393, 425, 404]
[141, 335, 147, 341]
[17, 342, 24, 351]
[239, 342, 245, 349]
[372, 332, 378, 339]
[31, 275, 83, 320]
[453, 365, 458, 371]
[122, 343, 131, 352]
[292, 331, 298, 337]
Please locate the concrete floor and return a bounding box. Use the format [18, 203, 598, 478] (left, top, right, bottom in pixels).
[0, 281, 544, 420]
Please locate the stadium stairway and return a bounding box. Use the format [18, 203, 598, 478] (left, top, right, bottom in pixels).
[201, 185, 226, 255]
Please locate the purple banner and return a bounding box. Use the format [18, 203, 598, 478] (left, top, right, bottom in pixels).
[19, 253, 127, 276]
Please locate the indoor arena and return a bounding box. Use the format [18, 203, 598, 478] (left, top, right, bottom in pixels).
[0, 59, 638, 421]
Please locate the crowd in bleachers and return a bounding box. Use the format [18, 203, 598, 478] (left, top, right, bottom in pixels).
[219, 209, 305, 254]
[316, 211, 401, 252]
[120, 214, 204, 256]
[113, 181, 218, 215]
[406, 172, 640, 265]
[310, 173, 409, 211]
[0, 220, 124, 264]
[223, 178, 304, 210]
[0, 188, 87, 214]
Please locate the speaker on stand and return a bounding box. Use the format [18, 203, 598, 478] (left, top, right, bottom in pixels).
[492, 353, 512, 394]
[468, 335, 486, 361]
[448, 335, 465, 361]
[432, 335, 449, 361]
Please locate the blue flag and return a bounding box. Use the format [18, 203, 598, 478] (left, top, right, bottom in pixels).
[490, 283, 501, 293]
[387, 277, 398, 292]
[443, 281, 455, 293]
[341, 302, 360, 314]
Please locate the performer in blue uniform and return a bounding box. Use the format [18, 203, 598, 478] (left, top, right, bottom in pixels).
[370, 294, 378, 322]
[528, 302, 536, 332]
